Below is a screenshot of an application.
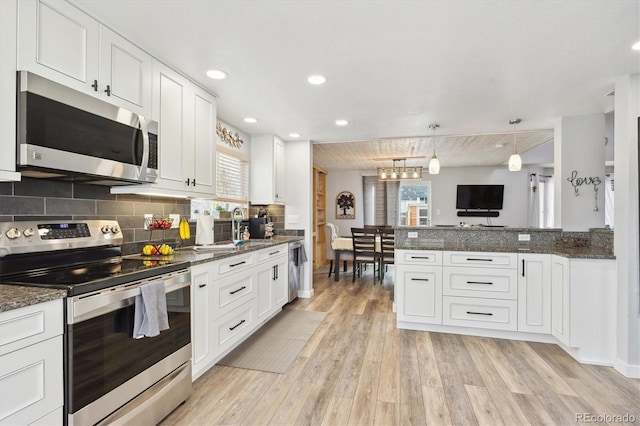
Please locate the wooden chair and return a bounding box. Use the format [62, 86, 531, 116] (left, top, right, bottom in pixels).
[351, 227, 378, 282]
[378, 227, 395, 282]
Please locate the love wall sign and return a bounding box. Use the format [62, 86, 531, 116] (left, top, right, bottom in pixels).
[566, 170, 601, 195]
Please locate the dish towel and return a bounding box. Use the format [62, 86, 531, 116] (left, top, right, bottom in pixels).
[133, 281, 169, 339]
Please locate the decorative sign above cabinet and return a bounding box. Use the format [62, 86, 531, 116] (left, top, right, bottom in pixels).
[216, 122, 244, 148]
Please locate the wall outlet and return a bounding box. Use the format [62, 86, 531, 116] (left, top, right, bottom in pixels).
[143, 214, 153, 230]
[408, 231, 418, 238]
[169, 214, 180, 229]
[518, 234, 531, 242]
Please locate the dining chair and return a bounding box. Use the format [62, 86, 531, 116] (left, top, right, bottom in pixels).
[378, 227, 395, 282]
[326, 223, 349, 277]
[351, 227, 378, 282]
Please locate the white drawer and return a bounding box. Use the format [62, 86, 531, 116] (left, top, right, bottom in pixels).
[214, 271, 255, 319]
[444, 251, 516, 268]
[443, 267, 517, 300]
[256, 245, 287, 262]
[0, 299, 63, 356]
[217, 252, 255, 276]
[396, 250, 442, 266]
[443, 296, 517, 331]
[214, 301, 255, 353]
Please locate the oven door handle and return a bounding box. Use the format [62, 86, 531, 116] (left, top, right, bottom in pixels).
[68, 270, 191, 324]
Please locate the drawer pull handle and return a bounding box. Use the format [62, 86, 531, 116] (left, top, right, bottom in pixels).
[466, 281, 493, 285]
[198, 284, 207, 288]
[466, 311, 493, 316]
[230, 261, 246, 267]
[410, 256, 432, 260]
[229, 319, 246, 330]
[269, 251, 280, 256]
[466, 258, 493, 262]
[230, 286, 246, 295]
[410, 278, 430, 281]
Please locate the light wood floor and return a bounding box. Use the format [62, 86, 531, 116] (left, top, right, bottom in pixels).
[162, 267, 640, 425]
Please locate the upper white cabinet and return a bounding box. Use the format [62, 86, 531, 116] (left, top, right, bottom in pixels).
[112, 61, 216, 198]
[17, 0, 152, 117]
[250, 135, 286, 204]
[517, 253, 551, 334]
[0, 0, 21, 182]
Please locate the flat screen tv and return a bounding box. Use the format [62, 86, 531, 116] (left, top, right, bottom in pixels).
[456, 184, 504, 210]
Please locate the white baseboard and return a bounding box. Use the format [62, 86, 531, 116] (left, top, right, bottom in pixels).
[614, 358, 640, 379]
[298, 288, 314, 299]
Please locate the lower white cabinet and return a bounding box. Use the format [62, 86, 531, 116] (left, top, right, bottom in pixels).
[190, 243, 291, 380]
[256, 245, 288, 320]
[191, 263, 213, 378]
[0, 299, 63, 426]
[517, 253, 551, 334]
[396, 263, 443, 324]
[551, 255, 570, 345]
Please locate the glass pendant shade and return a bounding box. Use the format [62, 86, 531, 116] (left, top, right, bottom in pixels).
[428, 156, 440, 174]
[508, 153, 522, 171]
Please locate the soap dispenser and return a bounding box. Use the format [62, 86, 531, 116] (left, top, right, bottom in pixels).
[243, 226, 250, 241]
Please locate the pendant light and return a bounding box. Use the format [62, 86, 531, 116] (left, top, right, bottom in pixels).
[508, 118, 522, 172]
[428, 123, 440, 174]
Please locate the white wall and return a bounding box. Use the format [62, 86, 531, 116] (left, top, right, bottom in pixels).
[325, 166, 532, 228]
[284, 139, 314, 298]
[613, 74, 640, 378]
[326, 170, 364, 234]
[428, 166, 532, 227]
[554, 114, 606, 231]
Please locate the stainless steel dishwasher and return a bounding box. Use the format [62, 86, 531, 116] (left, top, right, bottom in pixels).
[288, 241, 304, 302]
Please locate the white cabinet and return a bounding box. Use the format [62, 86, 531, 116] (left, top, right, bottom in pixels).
[256, 245, 288, 320]
[250, 134, 286, 204]
[551, 255, 570, 345]
[550, 255, 616, 365]
[0, 299, 63, 426]
[17, 0, 153, 117]
[395, 250, 443, 325]
[191, 263, 213, 379]
[517, 253, 551, 334]
[112, 60, 217, 198]
[0, 0, 21, 182]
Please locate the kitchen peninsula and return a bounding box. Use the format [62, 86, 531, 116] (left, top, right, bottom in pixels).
[394, 226, 616, 368]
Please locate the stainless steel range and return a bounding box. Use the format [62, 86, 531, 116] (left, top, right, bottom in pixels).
[0, 220, 192, 425]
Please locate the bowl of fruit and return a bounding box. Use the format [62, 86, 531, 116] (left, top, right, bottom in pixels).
[146, 216, 173, 230]
[142, 243, 174, 256]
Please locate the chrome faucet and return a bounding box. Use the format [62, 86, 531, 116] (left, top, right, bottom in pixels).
[232, 207, 244, 241]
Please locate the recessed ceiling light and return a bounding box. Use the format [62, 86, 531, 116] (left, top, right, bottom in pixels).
[307, 75, 327, 85]
[335, 119, 348, 126]
[206, 69, 228, 80]
[243, 117, 257, 123]
[495, 143, 504, 148]
[633, 40, 640, 50]
[289, 133, 301, 138]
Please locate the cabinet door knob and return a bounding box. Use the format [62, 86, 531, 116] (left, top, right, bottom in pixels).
[186, 178, 191, 186]
[104, 85, 111, 96]
[91, 80, 99, 91]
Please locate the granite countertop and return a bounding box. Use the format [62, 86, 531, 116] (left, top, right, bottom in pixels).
[0, 236, 303, 313]
[136, 236, 304, 266]
[0, 284, 67, 313]
[397, 242, 615, 259]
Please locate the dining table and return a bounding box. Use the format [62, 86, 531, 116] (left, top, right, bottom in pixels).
[331, 236, 382, 281]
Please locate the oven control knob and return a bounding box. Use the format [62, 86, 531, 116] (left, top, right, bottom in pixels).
[23, 228, 35, 238]
[111, 225, 120, 234]
[101, 225, 111, 234]
[6, 228, 21, 239]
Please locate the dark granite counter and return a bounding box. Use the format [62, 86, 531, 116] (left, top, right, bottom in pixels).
[131, 236, 304, 267]
[0, 284, 66, 313]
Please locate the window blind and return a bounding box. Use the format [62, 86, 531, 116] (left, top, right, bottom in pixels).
[216, 151, 249, 203]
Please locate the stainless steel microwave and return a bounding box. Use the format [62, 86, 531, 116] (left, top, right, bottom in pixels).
[17, 71, 158, 185]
